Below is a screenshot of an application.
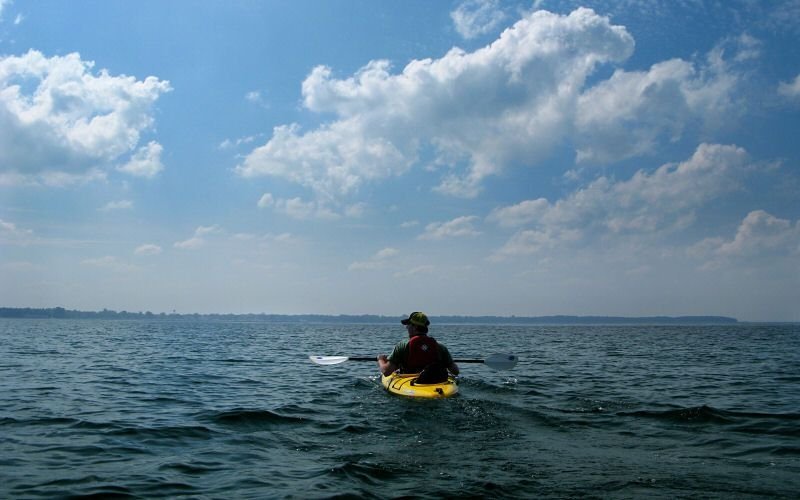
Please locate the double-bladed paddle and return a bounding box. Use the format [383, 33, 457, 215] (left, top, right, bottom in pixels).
[309, 352, 518, 370]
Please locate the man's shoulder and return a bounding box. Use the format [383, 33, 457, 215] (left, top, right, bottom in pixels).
[391, 338, 409, 352]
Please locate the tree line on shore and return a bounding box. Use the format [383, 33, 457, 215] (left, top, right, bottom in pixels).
[0, 307, 738, 324]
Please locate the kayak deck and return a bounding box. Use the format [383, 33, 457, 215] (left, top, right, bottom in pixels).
[380, 372, 458, 399]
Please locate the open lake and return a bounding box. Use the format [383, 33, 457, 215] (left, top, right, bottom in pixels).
[1, 319, 798, 498]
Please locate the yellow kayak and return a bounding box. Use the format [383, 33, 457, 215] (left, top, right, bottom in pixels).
[380, 372, 458, 399]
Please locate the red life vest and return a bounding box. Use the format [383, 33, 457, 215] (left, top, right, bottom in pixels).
[405, 334, 439, 373]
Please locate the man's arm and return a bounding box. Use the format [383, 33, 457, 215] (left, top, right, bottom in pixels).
[439, 344, 459, 376]
[377, 354, 398, 376]
[448, 361, 460, 376]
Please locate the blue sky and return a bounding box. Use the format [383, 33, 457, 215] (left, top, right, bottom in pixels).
[1, 0, 798, 321]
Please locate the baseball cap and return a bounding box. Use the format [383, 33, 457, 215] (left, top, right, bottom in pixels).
[401, 311, 430, 328]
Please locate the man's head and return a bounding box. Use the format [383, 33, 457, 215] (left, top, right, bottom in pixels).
[401, 311, 430, 335]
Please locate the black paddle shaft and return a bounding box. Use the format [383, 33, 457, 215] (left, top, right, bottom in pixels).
[348, 356, 484, 363]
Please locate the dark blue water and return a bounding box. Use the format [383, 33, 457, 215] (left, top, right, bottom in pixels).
[1, 320, 798, 498]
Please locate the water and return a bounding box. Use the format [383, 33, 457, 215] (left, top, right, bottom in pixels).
[1, 319, 798, 498]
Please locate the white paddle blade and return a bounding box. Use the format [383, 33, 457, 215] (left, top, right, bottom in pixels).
[309, 355, 349, 365]
[484, 353, 518, 370]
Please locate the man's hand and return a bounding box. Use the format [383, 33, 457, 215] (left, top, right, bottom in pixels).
[377, 354, 396, 376]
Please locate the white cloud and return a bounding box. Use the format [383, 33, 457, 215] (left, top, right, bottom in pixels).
[281, 197, 334, 219]
[117, 141, 164, 178]
[393, 264, 435, 278]
[258, 192, 354, 220]
[245, 90, 270, 109]
[195, 225, 220, 236]
[778, 74, 800, 99]
[233, 232, 298, 246]
[451, 0, 507, 39]
[487, 198, 549, 227]
[491, 227, 581, 259]
[270, 232, 296, 244]
[768, 0, 800, 33]
[491, 143, 752, 258]
[419, 216, 481, 240]
[237, 8, 635, 199]
[257, 192, 274, 208]
[238, 121, 411, 199]
[0, 50, 171, 185]
[279, 197, 338, 220]
[0, 218, 19, 232]
[174, 225, 221, 249]
[99, 200, 133, 211]
[0, 217, 33, 243]
[575, 47, 744, 164]
[710, 210, 800, 259]
[375, 247, 399, 259]
[348, 247, 399, 271]
[174, 237, 204, 249]
[344, 202, 367, 218]
[219, 134, 258, 150]
[729, 34, 762, 62]
[134, 243, 162, 256]
[0, 168, 107, 188]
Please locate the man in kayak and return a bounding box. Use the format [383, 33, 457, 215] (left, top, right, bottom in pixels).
[377, 312, 459, 383]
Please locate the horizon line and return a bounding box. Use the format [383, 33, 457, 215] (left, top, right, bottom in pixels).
[0, 306, 749, 324]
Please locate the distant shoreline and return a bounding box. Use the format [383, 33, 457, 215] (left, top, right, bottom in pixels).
[0, 307, 740, 324]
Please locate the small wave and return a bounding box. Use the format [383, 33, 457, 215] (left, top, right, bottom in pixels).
[618, 405, 733, 423]
[70, 420, 123, 431]
[327, 460, 395, 485]
[458, 377, 519, 394]
[158, 460, 226, 475]
[210, 358, 269, 365]
[724, 444, 800, 458]
[34, 445, 108, 456]
[354, 377, 381, 389]
[208, 408, 310, 429]
[2, 416, 94, 428]
[107, 424, 216, 441]
[9, 385, 61, 392]
[14, 476, 136, 499]
[618, 405, 800, 429]
[134, 480, 197, 496]
[35, 416, 83, 426]
[729, 421, 800, 438]
[522, 388, 546, 396]
[139, 395, 195, 405]
[725, 410, 800, 421]
[773, 446, 800, 455]
[64, 488, 135, 499]
[314, 422, 372, 435]
[562, 396, 638, 414]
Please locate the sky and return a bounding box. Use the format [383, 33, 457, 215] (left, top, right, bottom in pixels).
[0, 0, 798, 321]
